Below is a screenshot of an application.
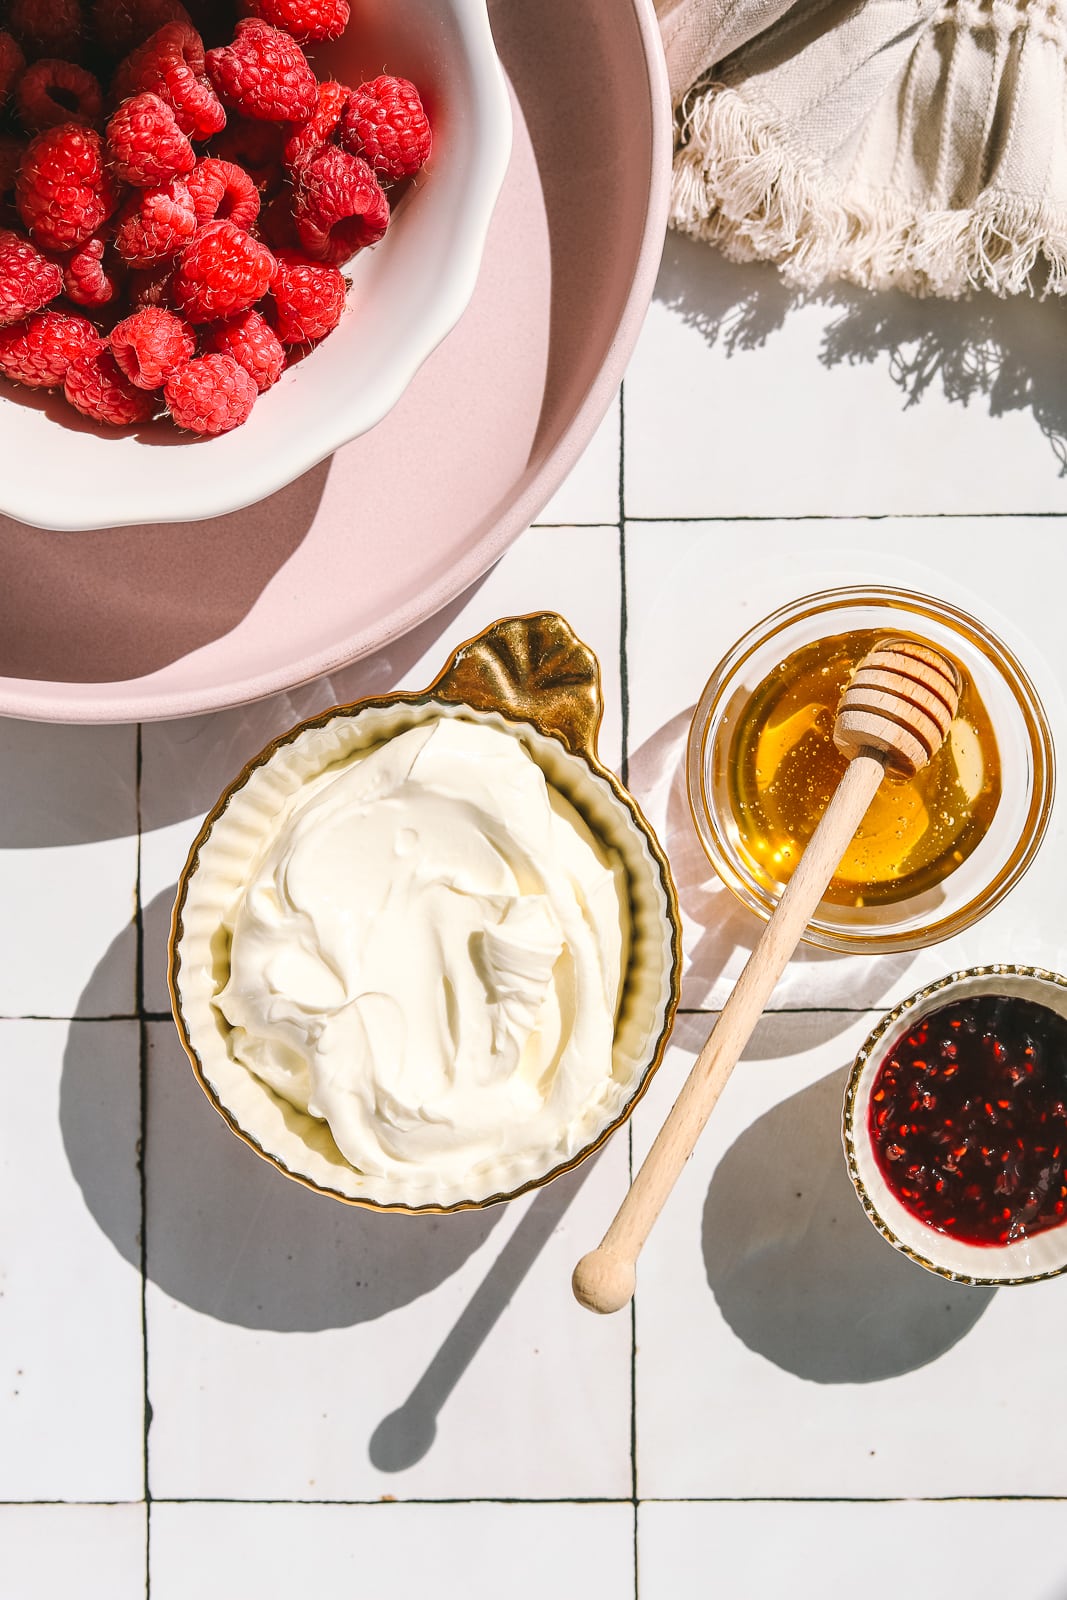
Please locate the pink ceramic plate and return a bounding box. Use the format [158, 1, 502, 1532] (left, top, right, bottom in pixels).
[0, 0, 671, 723]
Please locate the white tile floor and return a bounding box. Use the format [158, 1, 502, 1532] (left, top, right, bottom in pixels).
[4, 237, 1067, 1596]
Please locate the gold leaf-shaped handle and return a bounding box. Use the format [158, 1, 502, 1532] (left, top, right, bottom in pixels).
[430, 612, 604, 762]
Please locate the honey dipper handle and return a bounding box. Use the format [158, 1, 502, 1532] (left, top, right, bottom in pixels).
[572, 752, 887, 1315]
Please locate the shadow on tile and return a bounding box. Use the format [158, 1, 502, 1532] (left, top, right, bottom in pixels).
[702, 1065, 995, 1381]
[0, 721, 138, 849]
[369, 1157, 595, 1472]
[656, 232, 1067, 473]
[60, 896, 503, 1331]
[628, 706, 916, 1022]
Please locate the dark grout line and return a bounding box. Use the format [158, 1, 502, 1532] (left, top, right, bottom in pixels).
[4, 1007, 876, 1024]
[619, 383, 640, 1600]
[634, 1495, 1067, 1504]
[134, 725, 152, 1600]
[0, 1500, 147, 1508]
[632, 1501, 641, 1599]
[674, 1005, 877, 1016]
[618, 384, 629, 794]
[621, 511, 1067, 524]
[0, 1013, 146, 1023]
[149, 1496, 639, 1507]
[3, 1006, 877, 1025]
[628, 1123, 639, 1516]
[4, 1494, 1065, 1508]
[618, 557, 630, 788]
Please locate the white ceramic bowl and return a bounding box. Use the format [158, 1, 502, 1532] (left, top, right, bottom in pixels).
[844, 966, 1067, 1284]
[0, 0, 511, 531]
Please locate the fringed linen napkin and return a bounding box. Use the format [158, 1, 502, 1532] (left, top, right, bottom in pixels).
[658, 0, 1067, 296]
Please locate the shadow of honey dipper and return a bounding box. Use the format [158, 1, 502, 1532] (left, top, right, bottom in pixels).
[573, 638, 963, 1315]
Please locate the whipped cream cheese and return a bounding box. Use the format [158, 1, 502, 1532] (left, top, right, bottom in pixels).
[215, 716, 629, 1189]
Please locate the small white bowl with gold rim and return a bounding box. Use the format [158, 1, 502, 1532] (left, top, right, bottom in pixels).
[844, 965, 1067, 1285]
[169, 613, 680, 1213]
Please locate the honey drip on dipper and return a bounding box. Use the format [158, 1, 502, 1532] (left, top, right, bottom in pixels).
[725, 628, 1002, 906]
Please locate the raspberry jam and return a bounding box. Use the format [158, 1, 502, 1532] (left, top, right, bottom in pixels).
[868, 994, 1067, 1246]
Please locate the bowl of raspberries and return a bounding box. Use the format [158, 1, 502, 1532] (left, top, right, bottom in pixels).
[0, 0, 512, 529]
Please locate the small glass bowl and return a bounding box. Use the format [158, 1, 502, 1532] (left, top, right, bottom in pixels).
[686, 586, 1054, 953]
[843, 965, 1067, 1285]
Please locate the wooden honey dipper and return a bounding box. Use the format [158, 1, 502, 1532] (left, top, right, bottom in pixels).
[573, 637, 963, 1315]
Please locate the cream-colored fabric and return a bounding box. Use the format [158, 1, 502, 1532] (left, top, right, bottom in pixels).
[659, 0, 1067, 296]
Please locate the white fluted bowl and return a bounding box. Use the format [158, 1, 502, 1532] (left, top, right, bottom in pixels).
[844, 966, 1067, 1285]
[168, 614, 682, 1213]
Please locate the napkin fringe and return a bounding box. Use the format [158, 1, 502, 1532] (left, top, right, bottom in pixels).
[672, 81, 1067, 297]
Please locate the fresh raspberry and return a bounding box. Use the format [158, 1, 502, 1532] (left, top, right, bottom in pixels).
[341, 75, 431, 184]
[16, 124, 117, 251]
[270, 249, 344, 343]
[293, 145, 388, 265]
[61, 232, 125, 307]
[0, 307, 103, 386]
[205, 19, 316, 123]
[92, 0, 192, 59]
[202, 305, 283, 390]
[125, 259, 174, 307]
[113, 22, 226, 141]
[164, 350, 257, 432]
[186, 157, 259, 228]
[238, 0, 349, 45]
[106, 91, 194, 186]
[209, 115, 284, 195]
[282, 77, 349, 173]
[0, 33, 27, 110]
[111, 305, 195, 387]
[172, 218, 275, 322]
[64, 344, 157, 423]
[0, 227, 63, 325]
[8, 0, 84, 62]
[114, 176, 196, 265]
[15, 59, 104, 133]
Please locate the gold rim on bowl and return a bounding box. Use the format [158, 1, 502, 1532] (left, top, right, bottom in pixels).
[843, 964, 1067, 1285]
[169, 611, 682, 1214]
[685, 584, 1055, 953]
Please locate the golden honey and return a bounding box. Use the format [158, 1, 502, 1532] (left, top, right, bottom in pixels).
[726, 629, 1002, 906]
